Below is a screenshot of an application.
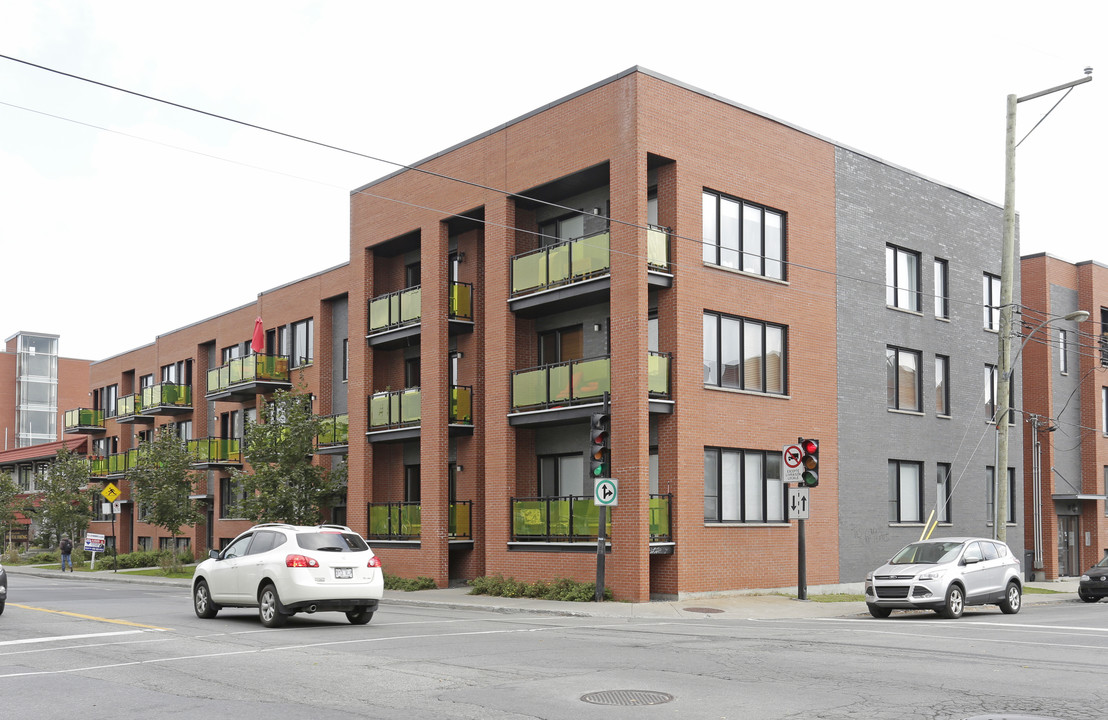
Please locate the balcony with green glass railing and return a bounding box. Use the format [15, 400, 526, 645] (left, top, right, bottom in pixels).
[64, 408, 105, 434]
[140, 382, 192, 414]
[206, 354, 291, 400]
[365, 501, 473, 542]
[317, 413, 349, 454]
[510, 352, 671, 413]
[511, 230, 610, 297]
[366, 385, 474, 439]
[366, 283, 474, 348]
[115, 393, 154, 424]
[187, 437, 243, 466]
[509, 493, 671, 544]
[89, 449, 140, 478]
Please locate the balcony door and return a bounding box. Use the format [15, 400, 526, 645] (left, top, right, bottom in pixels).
[539, 453, 584, 498]
[539, 326, 583, 365]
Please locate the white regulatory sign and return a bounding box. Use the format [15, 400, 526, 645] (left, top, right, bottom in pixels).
[783, 444, 803, 484]
[594, 478, 618, 507]
[788, 487, 810, 519]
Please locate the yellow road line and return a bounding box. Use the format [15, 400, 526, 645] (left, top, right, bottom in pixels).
[10, 604, 170, 631]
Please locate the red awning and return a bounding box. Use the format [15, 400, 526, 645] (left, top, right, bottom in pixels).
[0, 436, 88, 465]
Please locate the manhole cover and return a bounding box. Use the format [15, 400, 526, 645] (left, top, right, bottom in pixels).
[683, 606, 723, 614]
[581, 690, 675, 706]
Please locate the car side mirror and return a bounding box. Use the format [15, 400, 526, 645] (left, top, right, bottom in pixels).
[963, 555, 981, 565]
[209, 549, 220, 560]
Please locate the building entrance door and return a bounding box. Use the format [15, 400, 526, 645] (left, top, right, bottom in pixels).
[1058, 515, 1080, 576]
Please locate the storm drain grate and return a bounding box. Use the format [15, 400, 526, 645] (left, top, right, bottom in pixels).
[683, 606, 723, 614]
[581, 690, 675, 706]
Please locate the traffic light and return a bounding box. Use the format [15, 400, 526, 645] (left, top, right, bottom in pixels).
[799, 438, 819, 487]
[590, 412, 610, 478]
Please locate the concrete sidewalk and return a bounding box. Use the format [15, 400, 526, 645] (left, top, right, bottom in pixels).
[6, 564, 1082, 620]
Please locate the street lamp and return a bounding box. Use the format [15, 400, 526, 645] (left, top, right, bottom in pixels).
[994, 70, 1092, 544]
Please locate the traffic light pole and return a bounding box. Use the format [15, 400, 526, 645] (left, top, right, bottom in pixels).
[797, 514, 807, 601]
[594, 392, 609, 602]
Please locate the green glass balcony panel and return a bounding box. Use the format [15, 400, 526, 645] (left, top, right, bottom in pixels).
[450, 387, 472, 424]
[450, 282, 473, 320]
[116, 393, 144, 417]
[399, 389, 421, 424]
[367, 505, 396, 537]
[230, 357, 248, 385]
[369, 394, 392, 428]
[512, 500, 548, 537]
[65, 408, 104, 429]
[649, 496, 671, 538]
[318, 414, 349, 445]
[572, 358, 610, 400]
[547, 498, 571, 537]
[449, 503, 471, 538]
[399, 287, 422, 325]
[571, 231, 610, 278]
[188, 438, 241, 463]
[571, 498, 612, 536]
[648, 353, 670, 395]
[647, 227, 669, 269]
[89, 456, 108, 477]
[254, 354, 289, 382]
[399, 504, 421, 537]
[547, 243, 571, 286]
[512, 367, 548, 408]
[549, 364, 572, 403]
[368, 296, 392, 332]
[511, 251, 547, 294]
[142, 383, 192, 408]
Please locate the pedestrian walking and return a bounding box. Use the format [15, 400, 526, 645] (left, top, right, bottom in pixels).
[60, 535, 73, 572]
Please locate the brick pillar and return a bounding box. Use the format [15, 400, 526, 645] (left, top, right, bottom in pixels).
[420, 222, 450, 587]
[347, 248, 374, 535]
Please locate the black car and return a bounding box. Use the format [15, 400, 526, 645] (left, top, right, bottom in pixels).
[1079, 554, 1108, 602]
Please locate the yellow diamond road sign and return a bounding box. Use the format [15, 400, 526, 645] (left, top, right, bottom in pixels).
[101, 482, 121, 503]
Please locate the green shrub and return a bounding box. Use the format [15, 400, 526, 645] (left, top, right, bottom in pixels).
[383, 574, 438, 592]
[468, 574, 611, 602]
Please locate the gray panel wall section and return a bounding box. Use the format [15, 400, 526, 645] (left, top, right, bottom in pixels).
[1048, 284, 1083, 496]
[835, 147, 1023, 582]
[331, 296, 348, 415]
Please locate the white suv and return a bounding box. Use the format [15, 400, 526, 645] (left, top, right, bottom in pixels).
[192, 524, 384, 627]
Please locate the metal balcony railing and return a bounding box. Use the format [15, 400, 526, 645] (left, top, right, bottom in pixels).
[89, 450, 140, 478]
[64, 408, 104, 430]
[116, 393, 149, 419]
[367, 282, 473, 334]
[317, 413, 349, 448]
[207, 354, 289, 394]
[649, 493, 672, 542]
[367, 386, 473, 430]
[647, 225, 671, 271]
[510, 230, 610, 296]
[365, 501, 472, 541]
[510, 495, 612, 542]
[511, 352, 671, 411]
[141, 382, 192, 409]
[187, 437, 242, 465]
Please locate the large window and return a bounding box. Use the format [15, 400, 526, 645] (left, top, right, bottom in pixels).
[703, 312, 786, 394]
[886, 245, 921, 312]
[702, 190, 785, 280]
[161, 360, 192, 385]
[983, 273, 1002, 330]
[888, 460, 923, 523]
[934, 258, 949, 319]
[1103, 387, 1108, 434]
[886, 346, 921, 412]
[935, 355, 950, 416]
[704, 448, 785, 523]
[1059, 329, 1069, 375]
[220, 477, 246, 519]
[539, 325, 584, 365]
[291, 318, 314, 368]
[936, 463, 953, 523]
[986, 466, 1016, 524]
[539, 453, 585, 497]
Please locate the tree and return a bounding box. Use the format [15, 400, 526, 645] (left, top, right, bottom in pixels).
[129, 425, 205, 569]
[38, 444, 94, 548]
[233, 388, 341, 525]
[0, 471, 28, 553]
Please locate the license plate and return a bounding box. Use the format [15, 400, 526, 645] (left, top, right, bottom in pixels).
[334, 567, 353, 579]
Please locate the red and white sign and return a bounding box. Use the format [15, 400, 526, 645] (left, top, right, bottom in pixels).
[783, 444, 803, 483]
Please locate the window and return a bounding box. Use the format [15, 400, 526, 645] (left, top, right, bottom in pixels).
[702, 190, 785, 280]
[704, 447, 785, 523]
[405, 357, 421, 388]
[986, 466, 1016, 524]
[291, 318, 314, 368]
[342, 339, 349, 382]
[1103, 387, 1108, 434]
[539, 213, 586, 245]
[886, 346, 921, 412]
[161, 360, 192, 385]
[703, 312, 786, 394]
[983, 273, 1002, 330]
[173, 420, 192, 441]
[935, 355, 950, 416]
[220, 476, 246, 518]
[934, 258, 949, 319]
[1059, 329, 1069, 375]
[888, 460, 923, 523]
[539, 326, 584, 365]
[266, 326, 289, 358]
[936, 463, 953, 523]
[405, 465, 420, 503]
[221, 344, 242, 364]
[97, 384, 118, 419]
[405, 262, 421, 288]
[138, 537, 152, 552]
[539, 453, 585, 497]
[139, 373, 154, 389]
[886, 245, 921, 312]
[1101, 308, 1108, 367]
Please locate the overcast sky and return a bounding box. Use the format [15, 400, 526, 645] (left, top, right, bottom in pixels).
[1, 1, 1103, 361]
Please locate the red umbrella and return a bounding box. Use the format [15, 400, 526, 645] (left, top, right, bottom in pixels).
[251, 317, 264, 354]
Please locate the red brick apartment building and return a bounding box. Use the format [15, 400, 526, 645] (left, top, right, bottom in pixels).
[1019, 254, 1108, 579]
[20, 67, 1023, 601]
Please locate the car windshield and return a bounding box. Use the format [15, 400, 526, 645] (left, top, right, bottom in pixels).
[889, 541, 965, 565]
[1095, 554, 1108, 569]
[296, 531, 369, 552]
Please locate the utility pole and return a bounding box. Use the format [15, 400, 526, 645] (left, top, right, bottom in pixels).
[994, 70, 1091, 543]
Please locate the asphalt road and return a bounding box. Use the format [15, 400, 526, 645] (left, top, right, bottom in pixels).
[1, 571, 1105, 720]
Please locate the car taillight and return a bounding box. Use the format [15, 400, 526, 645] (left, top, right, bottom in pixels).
[367, 556, 382, 568]
[286, 554, 319, 568]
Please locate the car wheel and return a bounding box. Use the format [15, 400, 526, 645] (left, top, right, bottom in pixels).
[346, 609, 374, 625]
[999, 581, 1022, 614]
[867, 604, 892, 618]
[1079, 589, 1099, 603]
[940, 584, 964, 619]
[258, 583, 288, 628]
[193, 579, 219, 619]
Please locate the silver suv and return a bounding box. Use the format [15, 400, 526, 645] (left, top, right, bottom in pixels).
[864, 537, 1022, 619]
